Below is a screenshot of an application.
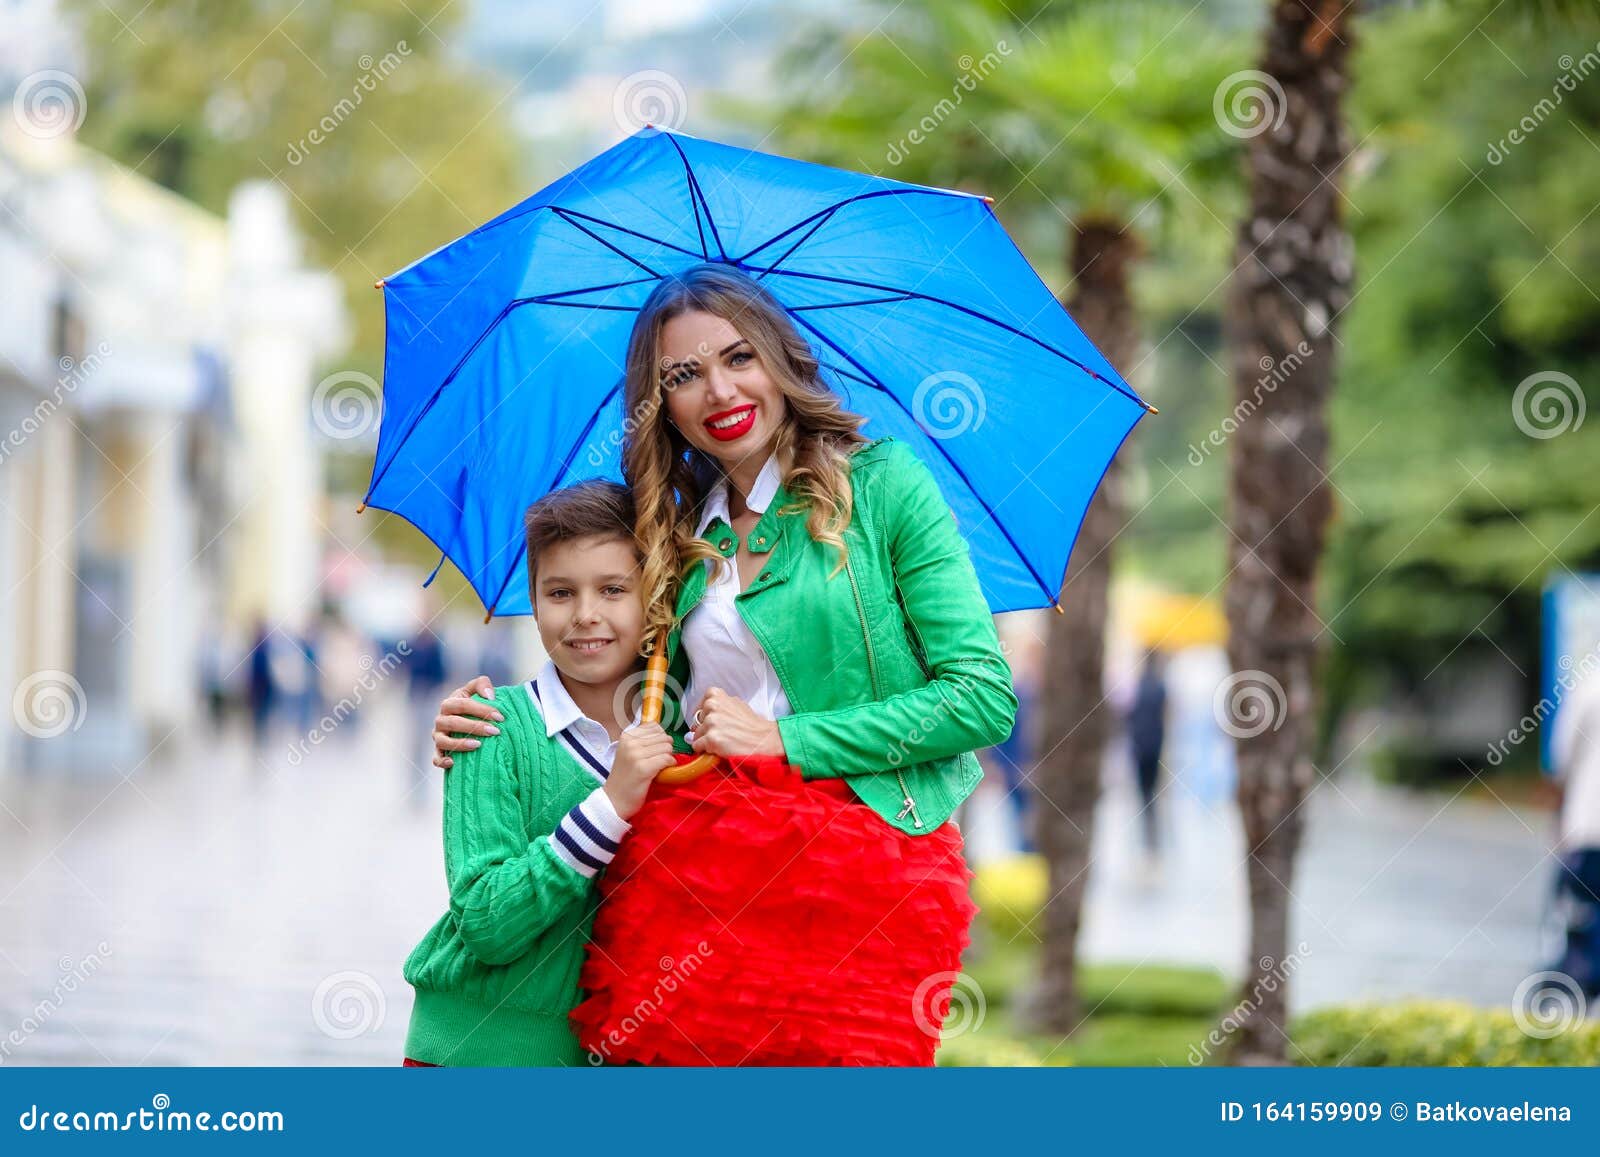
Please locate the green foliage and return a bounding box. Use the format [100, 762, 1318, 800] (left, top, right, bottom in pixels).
[752, 0, 1248, 283]
[1314, 3, 1600, 724]
[1291, 1001, 1600, 1066]
[951, 924, 1231, 1066]
[68, 0, 523, 365]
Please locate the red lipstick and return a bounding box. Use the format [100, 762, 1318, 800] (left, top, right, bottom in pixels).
[704, 404, 756, 442]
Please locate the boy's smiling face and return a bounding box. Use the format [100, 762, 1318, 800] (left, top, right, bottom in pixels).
[532, 534, 646, 690]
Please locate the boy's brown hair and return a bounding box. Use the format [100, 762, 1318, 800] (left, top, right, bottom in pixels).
[523, 480, 639, 589]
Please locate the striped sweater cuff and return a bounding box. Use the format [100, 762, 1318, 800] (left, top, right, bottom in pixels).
[548, 788, 632, 878]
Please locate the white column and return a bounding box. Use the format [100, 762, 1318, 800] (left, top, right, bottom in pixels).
[223, 181, 347, 632]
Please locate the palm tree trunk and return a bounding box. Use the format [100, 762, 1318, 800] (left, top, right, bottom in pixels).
[1222, 0, 1357, 1064]
[1027, 217, 1141, 1035]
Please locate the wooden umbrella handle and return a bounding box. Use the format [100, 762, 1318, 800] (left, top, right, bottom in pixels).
[641, 630, 717, 785]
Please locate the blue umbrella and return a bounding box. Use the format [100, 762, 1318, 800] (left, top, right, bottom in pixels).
[363, 126, 1153, 617]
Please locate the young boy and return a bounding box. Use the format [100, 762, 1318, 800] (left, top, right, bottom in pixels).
[401, 481, 677, 1066]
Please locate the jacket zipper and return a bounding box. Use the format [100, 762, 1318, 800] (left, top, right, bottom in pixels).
[845, 555, 922, 829]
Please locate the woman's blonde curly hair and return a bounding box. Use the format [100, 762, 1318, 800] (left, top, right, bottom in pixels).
[621, 262, 869, 653]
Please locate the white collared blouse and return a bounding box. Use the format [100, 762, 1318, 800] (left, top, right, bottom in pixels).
[681, 451, 793, 733]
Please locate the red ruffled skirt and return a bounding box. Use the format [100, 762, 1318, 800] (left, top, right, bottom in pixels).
[570, 754, 976, 1066]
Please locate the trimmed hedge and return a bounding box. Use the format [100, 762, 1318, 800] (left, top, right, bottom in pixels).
[1291, 1001, 1600, 1066]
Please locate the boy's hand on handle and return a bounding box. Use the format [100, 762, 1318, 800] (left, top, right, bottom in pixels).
[604, 722, 677, 821]
[689, 687, 787, 759]
[432, 675, 503, 770]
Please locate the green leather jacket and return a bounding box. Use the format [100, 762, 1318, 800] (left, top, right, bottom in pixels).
[665, 437, 1018, 835]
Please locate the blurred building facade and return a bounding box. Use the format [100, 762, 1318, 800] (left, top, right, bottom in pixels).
[0, 124, 346, 774]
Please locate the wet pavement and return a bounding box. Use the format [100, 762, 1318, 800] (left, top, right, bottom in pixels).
[1, 683, 1565, 1065]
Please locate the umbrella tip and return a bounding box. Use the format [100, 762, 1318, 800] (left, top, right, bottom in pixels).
[1146, 402, 1160, 415]
[483, 606, 495, 624]
[981, 195, 995, 204]
[355, 501, 367, 514]
[373, 279, 385, 289]
[1053, 602, 1064, 614]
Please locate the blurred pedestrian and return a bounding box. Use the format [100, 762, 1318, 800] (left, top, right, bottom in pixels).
[1127, 648, 1169, 859]
[246, 619, 277, 747]
[1549, 669, 1600, 998]
[986, 683, 1036, 853]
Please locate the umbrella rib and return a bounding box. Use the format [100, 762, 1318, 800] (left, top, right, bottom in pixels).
[736, 188, 975, 266]
[663, 133, 727, 261]
[791, 295, 915, 311]
[765, 267, 1149, 412]
[482, 372, 630, 617]
[748, 208, 838, 280]
[550, 207, 705, 259]
[552, 208, 661, 278]
[787, 311, 1058, 607]
[363, 286, 652, 503]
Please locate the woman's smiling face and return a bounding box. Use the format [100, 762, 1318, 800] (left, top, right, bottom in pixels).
[660, 309, 786, 471]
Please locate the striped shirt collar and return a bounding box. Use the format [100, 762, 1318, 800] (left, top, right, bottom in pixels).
[695, 450, 783, 538]
[530, 659, 590, 740]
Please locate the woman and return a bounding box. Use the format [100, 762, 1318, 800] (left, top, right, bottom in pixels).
[432, 262, 1017, 1064]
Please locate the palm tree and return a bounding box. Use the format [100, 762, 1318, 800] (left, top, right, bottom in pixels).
[1216, 0, 1599, 1066]
[759, 0, 1241, 1034]
[1219, 0, 1356, 1063]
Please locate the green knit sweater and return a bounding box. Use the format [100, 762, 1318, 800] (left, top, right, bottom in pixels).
[403, 683, 628, 1066]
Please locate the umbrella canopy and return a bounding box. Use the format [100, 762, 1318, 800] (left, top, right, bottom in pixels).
[364, 126, 1152, 616]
